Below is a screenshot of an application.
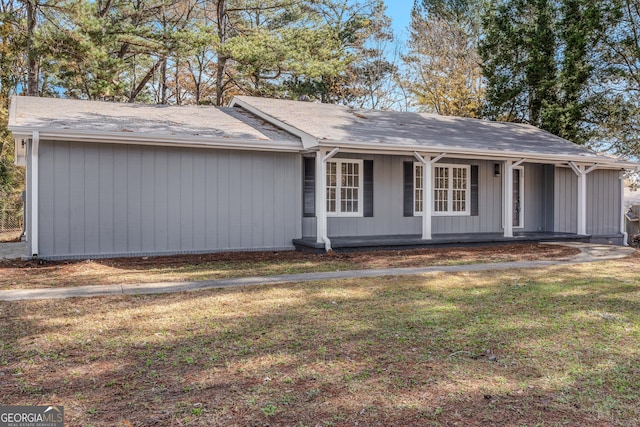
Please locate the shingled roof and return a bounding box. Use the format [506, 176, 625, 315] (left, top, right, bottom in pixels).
[8, 95, 636, 168]
[231, 96, 633, 167]
[9, 96, 302, 150]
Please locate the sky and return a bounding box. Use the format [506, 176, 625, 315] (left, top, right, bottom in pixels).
[383, 0, 413, 41]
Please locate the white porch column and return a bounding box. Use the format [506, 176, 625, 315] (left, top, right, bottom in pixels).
[30, 131, 40, 257]
[577, 168, 587, 235]
[414, 152, 445, 240]
[569, 162, 598, 236]
[423, 159, 433, 239]
[315, 148, 339, 251]
[315, 153, 324, 245]
[503, 160, 513, 238]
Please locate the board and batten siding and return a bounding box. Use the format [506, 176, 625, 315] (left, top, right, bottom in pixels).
[554, 167, 578, 233]
[36, 140, 302, 258]
[554, 167, 622, 236]
[521, 163, 555, 233]
[586, 169, 622, 235]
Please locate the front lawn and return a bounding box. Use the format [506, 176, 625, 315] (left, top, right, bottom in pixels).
[1, 260, 639, 426]
[0, 243, 577, 289]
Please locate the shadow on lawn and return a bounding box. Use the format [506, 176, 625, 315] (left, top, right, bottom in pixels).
[1, 266, 639, 426]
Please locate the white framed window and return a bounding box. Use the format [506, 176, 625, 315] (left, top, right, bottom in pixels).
[414, 163, 471, 216]
[327, 159, 363, 217]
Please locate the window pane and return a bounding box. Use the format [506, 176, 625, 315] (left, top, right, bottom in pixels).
[434, 167, 449, 212]
[415, 164, 423, 213]
[327, 162, 337, 186]
[335, 161, 361, 214]
[327, 188, 336, 212]
[451, 167, 467, 212]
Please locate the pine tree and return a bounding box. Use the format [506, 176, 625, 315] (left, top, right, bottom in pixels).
[404, 0, 483, 116]
[480, 0, 609, 144]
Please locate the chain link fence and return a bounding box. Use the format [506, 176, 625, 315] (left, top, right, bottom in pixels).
[0, 208, 23, 233]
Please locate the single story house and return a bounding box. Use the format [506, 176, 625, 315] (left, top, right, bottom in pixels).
[9, 95, 637, 259]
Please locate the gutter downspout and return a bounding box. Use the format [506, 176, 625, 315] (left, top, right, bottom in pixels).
[30, 131, 39, 257]
[621, 171, 629, 246]
[317, 147, 339, 251]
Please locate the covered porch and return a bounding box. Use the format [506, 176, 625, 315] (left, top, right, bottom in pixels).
[301, 146, 625, 252]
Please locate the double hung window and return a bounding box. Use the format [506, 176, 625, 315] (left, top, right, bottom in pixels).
[414, 163, 470, 216]
[326, 159, 363, 216]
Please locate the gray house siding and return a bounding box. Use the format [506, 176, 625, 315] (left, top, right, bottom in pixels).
[554, 167, 622, 237]
[327, 154, 421, 237]
[554, 167, 578, 233]
[587, 169, 621, 236]
[35, 140, 302, 258]
[521, 163, 555, 232]
[431, 158, 502, 234]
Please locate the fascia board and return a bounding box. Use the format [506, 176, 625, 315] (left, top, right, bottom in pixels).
[8, 127, 304, 153]
[319, 141, 637, 169]
[229, 97, 318, 149]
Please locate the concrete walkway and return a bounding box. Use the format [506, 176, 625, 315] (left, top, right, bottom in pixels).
[0, 242, 634, 302]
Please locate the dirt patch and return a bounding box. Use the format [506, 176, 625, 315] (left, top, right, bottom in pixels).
[0, 231, 21, 243]
[0, 243, 580, 290]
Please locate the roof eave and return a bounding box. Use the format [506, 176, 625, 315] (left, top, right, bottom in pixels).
[317, 140, 638, 169]
[8, 127, 304, 153]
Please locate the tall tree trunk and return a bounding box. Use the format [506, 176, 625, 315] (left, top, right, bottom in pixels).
[160, 58, 168, 104]
[175, 56, 181, 105]
[215, 0, 228, 106]
[26, 0, 38, 96]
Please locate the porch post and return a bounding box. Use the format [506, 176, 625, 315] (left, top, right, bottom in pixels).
[315, 152, 324, 245]
[568, 162, 598, 236]
[316, 148, 340, 251]
[577, 168, 587, 235]
[30, 131, 40, 257]
[503, 160, 513, 238]
[423, 158, 432, 240]
[414, 152, 445, 240]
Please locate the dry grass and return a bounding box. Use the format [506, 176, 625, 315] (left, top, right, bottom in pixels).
[1, 258, 639, 426]
[0, 243, 578, 289]
[0, 230, 21, 242]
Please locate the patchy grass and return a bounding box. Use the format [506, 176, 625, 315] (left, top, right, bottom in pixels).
[0, 243, 578, 289]
[1, 259, 639, 426]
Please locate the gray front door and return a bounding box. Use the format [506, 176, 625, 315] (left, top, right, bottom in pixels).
[513, 168, 522, 228]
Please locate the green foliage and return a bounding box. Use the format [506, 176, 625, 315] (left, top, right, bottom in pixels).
[480, 0, 614, 146]
[480, 0, 558, 127]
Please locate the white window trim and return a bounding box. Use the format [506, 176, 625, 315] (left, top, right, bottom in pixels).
[326, 159, 364, 217]
[414, 162, 471, 217]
